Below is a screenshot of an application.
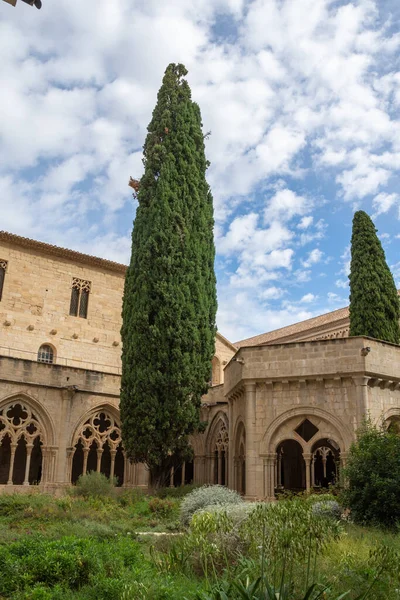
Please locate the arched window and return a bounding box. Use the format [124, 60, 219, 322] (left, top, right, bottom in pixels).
[71, 411, 125, 486]
[37, 345, 54, 364]
[0, 402, 44, 485]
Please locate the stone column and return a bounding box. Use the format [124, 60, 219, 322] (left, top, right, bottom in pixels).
[303, 453, 312, 493]
[217, 450, 222, 484]
[311, 455, 316, 487]
[225, 450, 229, 486]
[96, 448, 103, 473]
[7, 444, 17, 485]
[23, 444, 33, 486]
[244, 382, 257, 499]
[82, 448, 89, 475]
[233, 458, 238, 492]
[210, 453, 215, 484]
[228, 399, 234, 489]
[352, 376, 370, 431]
[263, 454, 276, 500]
[110, 450, 117, 480]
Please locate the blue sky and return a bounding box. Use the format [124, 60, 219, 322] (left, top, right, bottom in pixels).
[0, 0, 399, 341]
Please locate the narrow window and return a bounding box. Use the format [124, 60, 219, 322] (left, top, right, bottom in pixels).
[37, 344, 54, 364]
[69, 278, 91, 318]
[0, 259, 8, 301]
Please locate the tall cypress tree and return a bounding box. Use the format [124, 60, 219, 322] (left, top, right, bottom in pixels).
[349, 210, 400, 343]
[121, 64, 217, 486]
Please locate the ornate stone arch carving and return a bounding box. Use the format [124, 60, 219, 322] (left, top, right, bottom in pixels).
[0, 394, 52, 486]
[0, 392, 55, 446]
[69, 404, 125, 486]
[72, 409, 122, 450]
[205, 411, 228, 454]
[261, 406, 352, 455]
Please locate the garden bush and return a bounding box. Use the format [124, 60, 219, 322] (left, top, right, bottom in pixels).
[180, 485, 243, 526]
[148, 497, 175, 518]
[342, 420, 400, 527]
[311, 500, 342, 520]
[72, 471, 117, 499]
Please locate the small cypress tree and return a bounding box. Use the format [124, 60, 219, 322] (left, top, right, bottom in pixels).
[121, 64, 217, 487]
[349, 210, 400, 344]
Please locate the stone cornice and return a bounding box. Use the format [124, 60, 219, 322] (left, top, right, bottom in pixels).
[0, 231, 127, 275]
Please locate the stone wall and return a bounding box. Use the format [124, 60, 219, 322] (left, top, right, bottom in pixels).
[0, 239, 125, 374]
[225, 337, 400, 499]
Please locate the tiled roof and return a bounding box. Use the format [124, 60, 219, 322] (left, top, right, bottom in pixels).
[235, 290, 400, 348]
[0, 231, 127, 274]
[235, 306, 350, 347]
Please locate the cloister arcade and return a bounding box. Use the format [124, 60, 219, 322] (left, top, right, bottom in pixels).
[69, 409, 125, 486]
[206, 414, 229, 486]
[0, 400, 45, 485]
[263, 410, 350, 497]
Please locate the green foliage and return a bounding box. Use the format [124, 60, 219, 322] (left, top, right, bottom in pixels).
[156, 483, 200, 499]
[349, 211, 400, 343]
[121, 63, 217, 486]
[148, 497, 176, 518]
[180, 485, 243, 526]
[311, 500, 342, 520]
[341, 420, 400, 527]
[72, 471, 117, 499]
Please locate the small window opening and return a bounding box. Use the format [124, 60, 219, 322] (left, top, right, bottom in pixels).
[37, 344, 54, 364]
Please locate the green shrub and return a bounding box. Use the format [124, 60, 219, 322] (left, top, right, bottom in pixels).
[72, 472, 117, 499]
[156, 484, 200, 499]
[180, 485, 243, 526]
[311, 500, 342, 520]
[0, 493, 53, 517]
[342, 420, 400, 527]
[148, 497, 175, 518]
[194, 503, 255, 527]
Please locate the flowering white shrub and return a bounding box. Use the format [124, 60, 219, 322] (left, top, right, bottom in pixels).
[180, 485, 243, 526]
[311, 500, 342, 520]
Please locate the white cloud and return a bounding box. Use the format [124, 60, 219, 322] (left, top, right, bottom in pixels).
[1, 0, 400, 341]
[264, 188, 312, 223]
[259, 286, 284, 300]
[301, 248, 323, 268]
[372, 192, 399, 217]
[335, 278, 349, 289]
[298, 216, 313, 229]
[300, 293, 317, 303]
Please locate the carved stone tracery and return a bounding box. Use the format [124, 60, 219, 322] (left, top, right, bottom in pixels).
[73, 411, 122, 450]
[72, 277, 91, 293]
[0, 402, 44, 445]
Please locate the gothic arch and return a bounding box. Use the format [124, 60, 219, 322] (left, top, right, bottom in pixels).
[0, 393, 53, 486]
[0, 392, 55, 446]
[206, 411, 229, 485]
[382, 407, 400, 430]
[205, 411, 228, 454]
[69, 404, 125, 486]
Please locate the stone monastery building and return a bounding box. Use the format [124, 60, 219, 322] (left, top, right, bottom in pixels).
[1, 231, 400, 499]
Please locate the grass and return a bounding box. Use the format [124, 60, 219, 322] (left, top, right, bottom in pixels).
[0, 490, 399, 599]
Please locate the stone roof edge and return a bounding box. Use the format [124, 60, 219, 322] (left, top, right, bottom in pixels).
[235, 335, 400, 352]
[0, 231, 128, 274]
[216, 331, 238, 351]
[235, 306, 349, 347]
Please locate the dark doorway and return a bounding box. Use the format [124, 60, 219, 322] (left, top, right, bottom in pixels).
[277, 439, 305, 491]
